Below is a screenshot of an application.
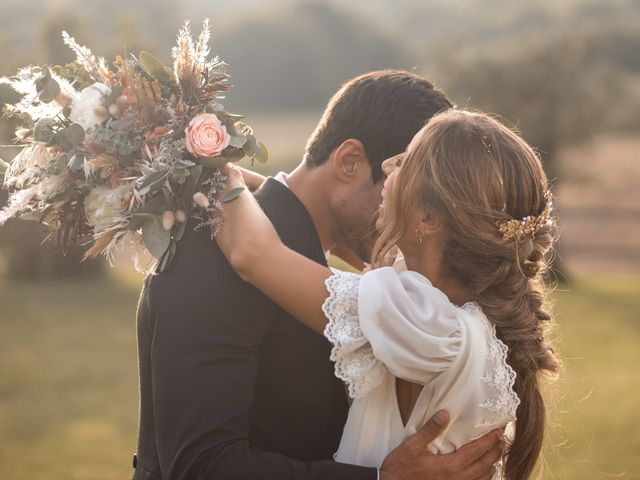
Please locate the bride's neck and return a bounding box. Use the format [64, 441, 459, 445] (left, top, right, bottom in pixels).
[404, 245, 472, 308]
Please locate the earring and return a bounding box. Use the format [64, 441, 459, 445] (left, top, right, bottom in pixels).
[415, 228, 423, 244]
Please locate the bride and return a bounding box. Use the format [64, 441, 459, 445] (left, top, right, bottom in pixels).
[213, 109, 560, 479]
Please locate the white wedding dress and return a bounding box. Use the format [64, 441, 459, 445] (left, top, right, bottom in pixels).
[321, 266, 520, 477]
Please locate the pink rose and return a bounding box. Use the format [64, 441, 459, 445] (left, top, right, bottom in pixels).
[184, 113, 231, 158]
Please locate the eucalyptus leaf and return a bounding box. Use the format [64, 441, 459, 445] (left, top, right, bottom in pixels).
[138, 170, 169, 196]
[63, 123, 85, 145]
[135, 199, 168, 216]
[183, 164, 203, 200]
[54, 130, 73, 151]
[172, 220, 187, 242]
[142, 217, 171, 259]
[139, 51, 171, 82]
[228, 148, 246, 162]
[225, 123, 237, 136]
[223, 186, 245, 203]
[127, 212, 157, 231]
[39, 77, 61, 104]
[243, 135, 258, 156]
[229, 134, 247, 149]
[177, 159, 196, 168]
[254, 141, 269, 164]
[200, 156, 228, 169]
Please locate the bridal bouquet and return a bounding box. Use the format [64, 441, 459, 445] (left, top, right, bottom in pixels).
[0, 20, 267, 272]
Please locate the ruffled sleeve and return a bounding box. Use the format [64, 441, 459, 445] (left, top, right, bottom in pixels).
[358, 267, 463, 384]
[322, 267, 466, 398]
[322, 269, 386, 399]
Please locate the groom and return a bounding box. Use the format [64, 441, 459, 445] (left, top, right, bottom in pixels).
[134, 70, 503, 480]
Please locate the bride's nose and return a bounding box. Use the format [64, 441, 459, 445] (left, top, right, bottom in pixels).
[381, 157, 395, 176]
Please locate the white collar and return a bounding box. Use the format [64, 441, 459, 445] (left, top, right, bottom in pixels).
[273, 171, 289, 189]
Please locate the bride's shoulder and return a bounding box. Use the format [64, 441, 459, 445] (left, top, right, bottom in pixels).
[361, 267, 457, 311]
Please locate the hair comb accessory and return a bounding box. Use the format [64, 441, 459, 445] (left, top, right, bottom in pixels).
[481, 134, 493, 155]
[496, 191, 553, 241]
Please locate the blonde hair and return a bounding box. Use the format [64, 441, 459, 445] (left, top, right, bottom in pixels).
[373, 109, 560, 480]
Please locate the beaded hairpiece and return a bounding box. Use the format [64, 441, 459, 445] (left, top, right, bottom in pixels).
[481, 134, 493, 154]
[496, 191, 554, 241]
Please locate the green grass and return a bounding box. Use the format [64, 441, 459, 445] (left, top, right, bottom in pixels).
[544, 277, 640, 479]
[0, 275, 140, 480]
[0, 273, 638, 479]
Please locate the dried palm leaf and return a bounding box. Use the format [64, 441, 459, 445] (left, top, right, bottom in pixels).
[130, 74, 163, 126]
[62, 31, 111, 85]
[83, 228, 117, 260]
[172, 19, 230, 105]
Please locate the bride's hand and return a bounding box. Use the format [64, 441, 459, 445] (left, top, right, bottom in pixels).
[220, 163, 246, 195]
[236, 165, 266, 191]
[213, 164, 279, 281]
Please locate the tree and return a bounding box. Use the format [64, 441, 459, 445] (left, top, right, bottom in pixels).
[215, 1, 412, 111]
[432, 34, 628, 183]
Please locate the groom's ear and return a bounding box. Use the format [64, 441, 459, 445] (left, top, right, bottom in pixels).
[331, 139, 369, 182]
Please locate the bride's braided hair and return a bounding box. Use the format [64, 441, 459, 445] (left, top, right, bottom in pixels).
[373, 109, 560, 480]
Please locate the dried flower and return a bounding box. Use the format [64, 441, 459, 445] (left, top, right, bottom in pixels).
[175, 209, 187, 223]
[161, 210, 176, 230]
[1, 24, 266, 273]
[69, 83, 112, 130]
[193, 191, 210, 208]
[108, 104, 120, 117]
[84, 184, 132, 233]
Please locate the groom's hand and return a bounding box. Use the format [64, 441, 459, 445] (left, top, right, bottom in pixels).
[379, 411, 503, 480]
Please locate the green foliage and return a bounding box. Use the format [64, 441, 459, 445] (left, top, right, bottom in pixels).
[90, 119, 144, 158]
[138, 51, 173, 83]
[141, 216, 170, 259]
[34, 68, 60, 103]
[222, 186, 245, 203]
[51, 61, 96, 91]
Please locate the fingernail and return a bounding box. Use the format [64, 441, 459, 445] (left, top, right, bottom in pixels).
[434, 410, 447, 426]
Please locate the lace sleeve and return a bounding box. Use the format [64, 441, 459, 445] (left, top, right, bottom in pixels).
[475, 313, 521, 432]
[322, 269, 385, 399]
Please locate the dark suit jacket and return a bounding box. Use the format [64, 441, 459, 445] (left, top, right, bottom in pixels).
[134, 178, 377, 479]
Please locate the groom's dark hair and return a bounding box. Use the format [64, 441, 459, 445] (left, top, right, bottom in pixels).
[304, 69, 453, 183]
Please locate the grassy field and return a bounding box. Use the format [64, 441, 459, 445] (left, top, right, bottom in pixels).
[0, 271, 638, 479]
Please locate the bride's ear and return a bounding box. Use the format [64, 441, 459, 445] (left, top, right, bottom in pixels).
[331, 139, 369, 182]
[417, 209, 442, 238]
